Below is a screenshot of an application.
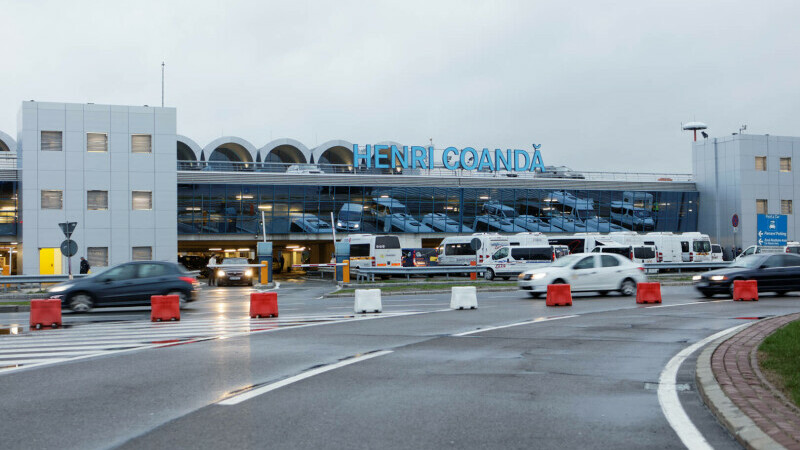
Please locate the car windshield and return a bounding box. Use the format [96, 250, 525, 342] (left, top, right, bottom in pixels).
[549, 253, 582, 267]
[502, 208, 519, 218]
[731, 256, 764, 268]
[223, 258, 248, 265]
[339, 211, 361, 221]
[392, 206, 409, 215]
[693, 241, 711, 252]
[633, 210, 651, 218]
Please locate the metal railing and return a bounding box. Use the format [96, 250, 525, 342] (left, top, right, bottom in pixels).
[642, 262, 731, 273]
[0, 153, 18, 170]
[0, 274, 89, 292]
[177, 160, 693, 183]
[352, 266, 488, 282]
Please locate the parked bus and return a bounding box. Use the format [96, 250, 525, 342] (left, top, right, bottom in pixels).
[339, 234, 402, 268]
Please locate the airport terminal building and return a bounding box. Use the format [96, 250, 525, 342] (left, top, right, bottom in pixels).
[0, 100, 790, 274]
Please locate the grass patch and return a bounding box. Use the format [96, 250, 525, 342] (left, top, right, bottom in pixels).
[337, 282, 516, 295]
[0, 301, 31, 306]
[759, 319, 800, 406]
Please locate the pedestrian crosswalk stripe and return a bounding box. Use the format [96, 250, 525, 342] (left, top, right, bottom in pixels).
[0, 310, 423, 374]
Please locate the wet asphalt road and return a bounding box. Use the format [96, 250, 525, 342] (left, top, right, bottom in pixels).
[1, 280, 799, 449]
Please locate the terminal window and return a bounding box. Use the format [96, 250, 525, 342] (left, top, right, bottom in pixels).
[87, 190, 108, 210]
[86, 133, 108, 152]
[782, 200, 793, 215]
[780, 157, 792, 172]
[754, 156, 767, 171]
[131, 134, 152, 153]
[87, 247, 108, 268]
[132, 191, 152, 210]
[132, 246, 152, 261]
[41, 131, 62, 151]
[756, 199, 768, 215]
[41, 190, 63, 209]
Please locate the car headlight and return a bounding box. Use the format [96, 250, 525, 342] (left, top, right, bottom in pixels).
[48, 284, 72, 293]
[217, 270, 226, 277]
[710, 275, 728, 281]
[692, 275, 701, 281]
[354, 223, 359, 228]
[245, 269, 253, 277]
[532, 273, 547, 280]
[337, 221, 343, 227]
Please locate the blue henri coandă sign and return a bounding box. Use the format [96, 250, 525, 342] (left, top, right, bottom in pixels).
[353, 143, 546, 172]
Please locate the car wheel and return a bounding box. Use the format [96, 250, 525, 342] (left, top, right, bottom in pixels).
[598, 291, 609, 296]
[552, 279, 566, 285]
[502, 276, 510, 281]
[167, 290, 189, 309]
[619, 279, 636, 296]
[528, 292, 542, 298]
[728, 279, 741, 298]
[774, 290, 788, 296]
[484, 269, 495, 281]
[701, 291, 714, 298]
[69, 293, 93, 313]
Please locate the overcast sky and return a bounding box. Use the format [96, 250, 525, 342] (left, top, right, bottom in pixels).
[1, 0, 798, 172]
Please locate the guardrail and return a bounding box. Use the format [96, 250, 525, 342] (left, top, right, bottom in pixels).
[0, 274, 90, 292]
[642, 262, 731, 273]
[352, 266, 488, 282]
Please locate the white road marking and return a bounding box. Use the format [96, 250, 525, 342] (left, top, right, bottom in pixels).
[452, 315, 578, 337]
[645, 299, 732, 309]
[657, 323, 750, 450]
[218, 350, 393, 406]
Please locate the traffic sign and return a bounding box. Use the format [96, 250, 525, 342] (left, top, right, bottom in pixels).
[732, 214, 739, 228]
[58, 222, 77, 238]
[756, 214, 787, 247]
[60, 239, 78, 257]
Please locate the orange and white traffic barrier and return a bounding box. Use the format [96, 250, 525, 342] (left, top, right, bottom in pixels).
[250, 292, 279, 318]
[636, 282, 662, 304]
[151, 295, 180, 322]
[546, 284, 572, 306]
[450, 286, 478, 310]
[30, 299, 62, 330]
[733, 280, 758, 301]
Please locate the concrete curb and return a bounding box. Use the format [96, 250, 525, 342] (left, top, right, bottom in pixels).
[325, 286, 519, 298]
[695, 325, 784, 450]
[0, 304, 30, 312]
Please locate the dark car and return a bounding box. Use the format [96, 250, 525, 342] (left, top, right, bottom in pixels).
[401, 248, 439, 267]
[48, 261, 200, 312]
[213, 257, 256, 286]
[693, 253, 800, 298]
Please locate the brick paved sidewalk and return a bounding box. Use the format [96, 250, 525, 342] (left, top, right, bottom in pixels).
[712, 313, 800, 449]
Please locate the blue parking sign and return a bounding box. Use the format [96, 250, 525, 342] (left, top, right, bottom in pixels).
[756, 214, 787, 247]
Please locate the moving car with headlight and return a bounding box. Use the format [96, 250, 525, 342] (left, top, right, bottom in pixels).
[48, 261, 200, 312]
[517, 253, 646, 298]
[211, 257, 257, 286]
[693, 253, 800, 297]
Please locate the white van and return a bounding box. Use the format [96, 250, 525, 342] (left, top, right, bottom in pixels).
[421, 213, 473, 233]
[591, 244, 658, 264]
[736, 242, 800, 260]
[682, 232, 713, 262]
[485, 245, 557, 280]
[509, 232, 550, 247]
[336, 203, 363, 231]
[290, 213, 333, 233]
[437, 233, 510, 266]
[339, 234, 402, 268]
[370, 197, 434, 233]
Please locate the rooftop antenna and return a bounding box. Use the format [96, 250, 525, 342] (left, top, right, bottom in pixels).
[682, 121, 707, 141]
[739, 124, 747, 134]
[161, 62, 165, 107]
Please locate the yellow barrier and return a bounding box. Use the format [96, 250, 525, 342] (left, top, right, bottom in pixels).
[343, 260, 350, 283]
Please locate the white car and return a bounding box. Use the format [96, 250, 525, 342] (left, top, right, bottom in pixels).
[286, 164, 322, 174]
[517, 253, 646, 298]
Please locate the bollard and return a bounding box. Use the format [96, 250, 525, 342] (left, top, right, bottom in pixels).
[30, 299, 62, 330]
[546, 284, 572, 306]
[151, 295, 180, 322]
[470, 260, 477, 281]
[450, 286, 478, 310]
[354, 289, 382, 313]
[636, 282, 662, 304]
[732, 280, 758, 301]
[250, 292, 279, 318]
[343, 260, 350, 283]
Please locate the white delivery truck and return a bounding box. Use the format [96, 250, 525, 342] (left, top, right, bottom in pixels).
[509, 232, 550, 247]
[484, 245, 557, 280]
[339, 234, 402, 268]
[437, 233, 510, 266]
[681, 232, 713, 262]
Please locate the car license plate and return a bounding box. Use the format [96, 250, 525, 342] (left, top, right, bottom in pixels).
[229, 276, 240, 280]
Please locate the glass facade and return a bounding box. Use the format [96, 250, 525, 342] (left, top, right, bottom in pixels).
[0, 182, 18, 236]
[178, 184, 698, 235]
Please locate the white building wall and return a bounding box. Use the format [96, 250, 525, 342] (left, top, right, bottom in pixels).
[19, 102, 177, 275]
[694, 134, 799, 258]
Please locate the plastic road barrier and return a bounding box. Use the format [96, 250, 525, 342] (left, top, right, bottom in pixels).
[546, 284, 572, 306]
[151, 295, 180, 322]
[30, 299, 62, 329]
[354, 289, 382, 313]
[250, 292, 278, 318]
[450, 286, 478, 310]
[636, 282, 662, 304]
[733, 280, 758, 301]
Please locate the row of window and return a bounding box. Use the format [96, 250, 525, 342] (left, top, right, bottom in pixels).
[41, 190, 153, 210]
[41, 131, 152, 153]
[755, 156, 792, 172]
[86, 246, 152, 267]
[756, 199, 793, 215]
